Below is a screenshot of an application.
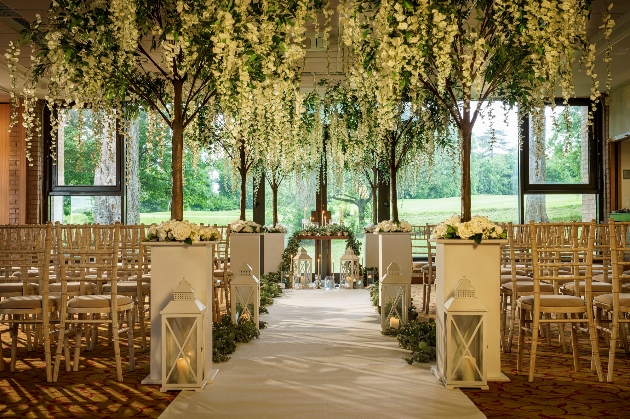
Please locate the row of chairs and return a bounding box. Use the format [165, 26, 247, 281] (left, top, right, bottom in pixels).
[0, 223, 151, 382]
[501, 220, 630, 382]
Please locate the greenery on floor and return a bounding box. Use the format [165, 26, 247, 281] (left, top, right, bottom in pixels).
[212, 314, 262, 363]
[367, 283, 436, 364]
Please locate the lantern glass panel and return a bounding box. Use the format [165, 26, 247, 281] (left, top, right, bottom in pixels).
[234, 285, 255, 322]
[383, 284, 405, 324]
[165, 317, 198, 385]
[450, 314, 483, 382]
[281, 271, 291, 288]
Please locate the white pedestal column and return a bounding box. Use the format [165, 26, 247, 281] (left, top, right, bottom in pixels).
[363, 233, 380, 268]
[141, 242, 217, 385]
[378, 233, 412, 305]
[433, 239, 509, 382]
[230, 233, 262, 279]
[263, 233, 285, 275]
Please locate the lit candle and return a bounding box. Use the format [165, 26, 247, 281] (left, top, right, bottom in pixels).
[462, 356, 476, 382]
[389, 318, 399, 329]
[177, 357, 190, 384]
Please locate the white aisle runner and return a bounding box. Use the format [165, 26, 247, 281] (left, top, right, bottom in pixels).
[159, 289, 486, 419]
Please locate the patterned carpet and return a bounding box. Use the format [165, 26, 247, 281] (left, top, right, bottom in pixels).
[0, 322, 176, 418]
[409, 284, 630, 418]
[3, 286, 630, 418]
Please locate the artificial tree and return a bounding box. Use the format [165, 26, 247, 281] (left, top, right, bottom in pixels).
[11, 0, 312, 221]
[341, 0, 614, 221]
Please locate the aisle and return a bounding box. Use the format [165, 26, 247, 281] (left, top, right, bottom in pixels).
[159, 289, 485, 419]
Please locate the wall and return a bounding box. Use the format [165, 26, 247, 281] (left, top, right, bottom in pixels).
[609, 79, 630, 141]
[620, 141, 630, 208]
[0, 101, 44, 225]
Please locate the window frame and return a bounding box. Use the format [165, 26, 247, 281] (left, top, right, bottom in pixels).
[43, 105, 126, 223]
[518, 98, 603, 222]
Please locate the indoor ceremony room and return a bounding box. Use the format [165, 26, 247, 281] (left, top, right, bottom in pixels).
[2, 0, 630, 418]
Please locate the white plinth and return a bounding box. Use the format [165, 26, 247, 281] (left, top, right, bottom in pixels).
[141, 242, 216, 385]
[230, 233, 262, 279]
[363, 233, 380, 268]
[434, 239, 509, 383]
[378, 233, 412, 305]
[263, 233, 285, 275]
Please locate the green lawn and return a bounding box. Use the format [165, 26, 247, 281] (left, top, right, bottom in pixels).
[135, 194, 585, 264]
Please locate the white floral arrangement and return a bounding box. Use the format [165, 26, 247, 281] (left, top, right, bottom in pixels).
[264, 223, 288, 233]
[145, 220, 221, 244]
[363, 224, 378, 233]
[230, 220, 262, 233]
[432, 215, 507, 244]
[374, 220, 412, 233]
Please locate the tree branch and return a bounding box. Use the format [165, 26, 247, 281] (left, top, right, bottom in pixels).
[137, 43, 170, 79]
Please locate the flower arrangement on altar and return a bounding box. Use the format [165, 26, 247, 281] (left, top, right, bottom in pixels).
[432, 215, 507, 244]
[230, 220, 262, 233]
[263, 223, 288, 233]
[145, 220, 221, 244]
[301, 224, 350, 237]
[375, 220, 412, 233]
[363, 224, 378, 233]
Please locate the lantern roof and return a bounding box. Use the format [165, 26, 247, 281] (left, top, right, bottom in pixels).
[340, 248, 359, 261]
[161, 278, 207, 314]
[293, 247, 312, 261]
[381, 261, 407, 284]
[454, 276, 475, 299]
[445, 278, 486, 312]
[232, 260, 260, 284]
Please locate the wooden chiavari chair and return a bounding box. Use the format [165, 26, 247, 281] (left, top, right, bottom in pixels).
[213, 225, 232, 320]
[594, 220, 630, 382]
[53, 224, 134, 382]
[102, 224, 149, 350]
[0, 223, 58, 381]
[516, 221, 603, 382]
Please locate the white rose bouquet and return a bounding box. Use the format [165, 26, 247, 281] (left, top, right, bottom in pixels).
[363, 224, 378, 233]
[230, 220, 262, 233]
[264, 223, 288, 233]
[433, 215, 506, 244]
[145, 220, 221, 244]
[374, 219, 412, 233]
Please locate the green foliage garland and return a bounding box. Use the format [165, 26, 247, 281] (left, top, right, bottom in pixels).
[212, 314, 262, 363]
[278, 227, 361, 273]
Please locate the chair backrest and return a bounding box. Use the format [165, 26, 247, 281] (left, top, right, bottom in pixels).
[411, 224, 434, 260]
[117, 224, 146, 281]
[0, 224, 52, 295]
[507, 222, 533, 279]
[608, 220, 630, 294]
[55, 223, 120, 297]
[530, 221, 595, 297]
[215, 225, 230, 270]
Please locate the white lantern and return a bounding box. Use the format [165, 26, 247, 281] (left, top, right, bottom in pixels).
[231, 261, 260, 329]
[292, 247, 313, 289]
[161, 279, 207, 392]
[340, 248, 360, 289]
[380, 262, 409, 333]
[442, 277, 488, 390]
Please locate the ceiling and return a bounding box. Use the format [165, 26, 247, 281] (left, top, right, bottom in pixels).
[0, 0, 629, 102]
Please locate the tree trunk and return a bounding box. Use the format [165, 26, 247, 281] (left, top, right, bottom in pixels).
[525, 116, 549, 222]
[239, 140, 247, 221]
[357, 199, 366, 227]
[126, 117, 140, 224]
[94, 115, 120, 224]
[389, 133, 398, 223]
[460, 119, 472, 222]
[272, 184, 278, 225]
[371, 167, 378, 224]
[171, 79, 184, 221]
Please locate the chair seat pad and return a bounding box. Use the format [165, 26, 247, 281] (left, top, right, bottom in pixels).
[68, 295, 133, 309]
[594, 293, 630, 307]
[128, 274, 151, 282]
[502, 281, 553, 293]
[597, 274, 630, 284]
[501, 274, 531, 284]
[518, 295, 585, 308]
[49, 282, 97, 293]
[0, 282, 39, 293]
[0, 295, 60, 309]
[214, 270, 233, 278]
[102, 281, 150, 292]
[420, 263, 435, 272]
[412, 261, 426, 271]
[11, 269, 40, 278]
[563, 282, 613, 293]
[501, 268, 527, 276]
